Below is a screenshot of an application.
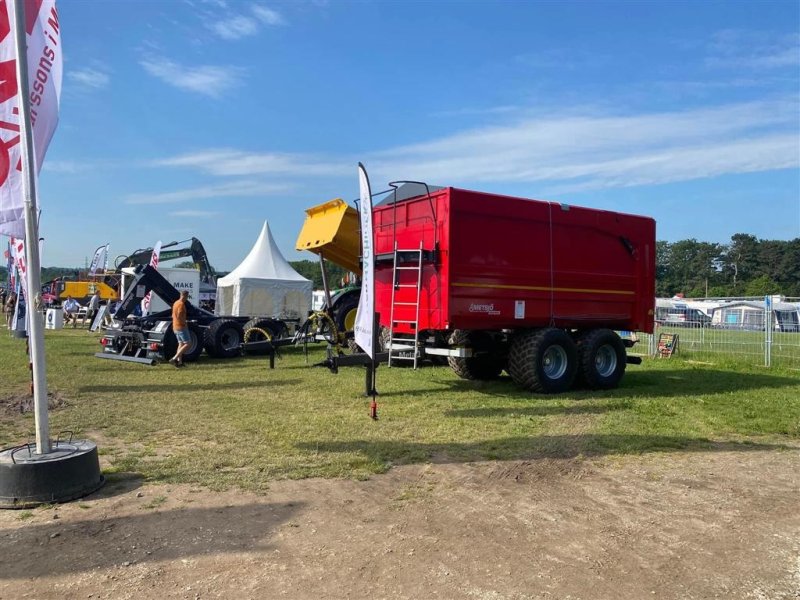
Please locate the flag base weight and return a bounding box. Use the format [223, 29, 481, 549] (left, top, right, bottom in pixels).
[0, 439, 104, 509]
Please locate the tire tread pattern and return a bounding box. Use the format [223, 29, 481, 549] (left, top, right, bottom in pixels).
[508, 328, 577, 393]
[447, 330, 504, 380]
[576, 328, 626, 390]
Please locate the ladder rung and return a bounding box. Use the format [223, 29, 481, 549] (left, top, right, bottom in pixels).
[396, 266, 420, 270]
[393, 320, 417, 324]
[391, 337, 413, 342]
[395, 284, 417, 288]
[396, 249, 423, 253]
[390, 354, 417, 360]
[393, 302, 418, 306]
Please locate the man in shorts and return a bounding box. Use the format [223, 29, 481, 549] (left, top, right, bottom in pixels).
[169, 290, 191, 367]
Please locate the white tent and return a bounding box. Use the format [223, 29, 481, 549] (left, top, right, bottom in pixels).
[215, 221, 312, 318]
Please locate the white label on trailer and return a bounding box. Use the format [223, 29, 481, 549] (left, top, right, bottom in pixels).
[515, 300, 525, 319]
[136, 285, 146, 298]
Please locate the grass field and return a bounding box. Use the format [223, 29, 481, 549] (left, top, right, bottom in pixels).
[1, 328, 798, 491]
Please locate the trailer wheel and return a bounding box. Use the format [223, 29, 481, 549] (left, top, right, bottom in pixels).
[576, 329, 626, 390]
[163, 325, 203, 363]
[333, 294, 360, 334]
[204, 319, 244, 358]
[243, 318, 277, 356]
[508, 328, 577, 393]
[378, 326, 391, 353]
[448, 330, 504, 380]
[345, 337, 362, 354]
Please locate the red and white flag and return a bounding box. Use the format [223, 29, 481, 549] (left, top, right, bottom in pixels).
[141, 241, 161, 316]
[0, 0, 62, 239]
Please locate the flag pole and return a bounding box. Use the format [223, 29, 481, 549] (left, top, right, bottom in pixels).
[13, 0, 50, 454]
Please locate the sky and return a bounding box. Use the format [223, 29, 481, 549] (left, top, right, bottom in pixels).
[26, 0, 800, 270]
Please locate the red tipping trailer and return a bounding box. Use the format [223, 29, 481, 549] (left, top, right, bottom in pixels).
[372, 186, 656, 393]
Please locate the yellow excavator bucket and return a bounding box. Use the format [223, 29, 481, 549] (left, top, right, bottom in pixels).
[295, 198, 362, 275]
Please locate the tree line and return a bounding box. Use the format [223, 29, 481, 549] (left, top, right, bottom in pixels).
[3, 234, 798, 298]
[656, 234, 800, 298]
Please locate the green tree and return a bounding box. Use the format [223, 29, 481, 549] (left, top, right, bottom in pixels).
[777, 239, 800, 296]
[744, 275, 779, 297]
[723, 233, 759, 291]
[289, 260, 350, 289]
[664, 239, 724, 297]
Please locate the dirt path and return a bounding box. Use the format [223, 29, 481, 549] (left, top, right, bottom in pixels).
[1, 445, 798, 600]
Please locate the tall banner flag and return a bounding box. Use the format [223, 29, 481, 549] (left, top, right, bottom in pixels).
[88, 243, 108, 275]
[354, 163, 375, 359]
[0, 0, 62, 238]
[141, 241, 161, 315]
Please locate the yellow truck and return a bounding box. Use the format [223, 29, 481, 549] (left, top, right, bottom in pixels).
[43, 277, 118, 305]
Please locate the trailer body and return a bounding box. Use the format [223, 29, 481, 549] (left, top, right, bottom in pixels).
[374, 188, 655, 336]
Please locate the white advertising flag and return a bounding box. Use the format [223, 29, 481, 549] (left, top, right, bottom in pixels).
[0, 0, 62, 238]
[88, 243, 108, 275]
[353, 163, 375, 358]
[141, 241, 161, 316]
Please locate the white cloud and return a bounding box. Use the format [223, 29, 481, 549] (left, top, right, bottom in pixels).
[151, 98, 800, 194]
[431, 105, 521, 118]
[205, 4, 285, 40]
[67, 67, 110, 90]
[42, 160, 90, 174]
[251, 5, 285, 26]
[125, 180, 291, 205]
[154, 149, 346, 177]
[169, 210, 218, 217]
[140, 57, 244, 98]
[209, 15, 259, 40]
[367, 99, 800, 186]
[706, 30, 800, 69]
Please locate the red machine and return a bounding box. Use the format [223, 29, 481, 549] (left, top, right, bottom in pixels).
[372, 186, 656, 393]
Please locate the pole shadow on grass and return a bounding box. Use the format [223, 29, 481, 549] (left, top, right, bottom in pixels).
[0, 500, 304, 578]
[78, 380, 303, 393]
[297, 434, 793, 467]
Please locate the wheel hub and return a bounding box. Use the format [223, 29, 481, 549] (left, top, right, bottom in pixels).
[542, 346, 568, 379]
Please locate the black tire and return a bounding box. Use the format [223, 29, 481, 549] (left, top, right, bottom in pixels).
[508, 328, 577, 393]
[383, 327, 416, 367]
[204, 319, 244, 358]
[378, 326, 391, 353]
[243, 318, 277, 356]
[447, 330, 504, 380]
[576, 329, 626, 390]
[162, 324, 203, 362]
[346, 337, 362, 354]
[333, 294, 360, 335]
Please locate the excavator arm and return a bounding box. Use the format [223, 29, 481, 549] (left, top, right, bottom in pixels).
[114, 238, 217, 285]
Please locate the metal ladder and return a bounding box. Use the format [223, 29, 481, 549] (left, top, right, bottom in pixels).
[388, 240, 423, 368]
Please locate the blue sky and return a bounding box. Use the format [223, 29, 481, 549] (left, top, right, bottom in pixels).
[32, 0, 800, 270]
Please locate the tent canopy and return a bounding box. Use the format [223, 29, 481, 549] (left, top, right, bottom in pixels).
[216, 221, 312, 318]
